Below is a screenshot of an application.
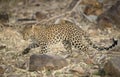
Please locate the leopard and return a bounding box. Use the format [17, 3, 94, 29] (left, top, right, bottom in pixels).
[20, 22, 118, 55]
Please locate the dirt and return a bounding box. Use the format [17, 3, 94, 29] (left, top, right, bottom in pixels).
[0, 0, 120, 77]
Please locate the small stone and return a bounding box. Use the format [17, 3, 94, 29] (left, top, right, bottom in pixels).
[0, 65, 6, 74]
[0, 11, 9, 23]
[104, 56, 120, 77]
[93, 65, 99, 69]
[0, 45, 6, 50]
[5, 65, 15, 73]
[29, 54, 68, 71]
[34, 11, 47, 21]
[35, 3, 40, 6]
[85, 58, 94, 64]
[15, 60, 28, 70]
[69, 66, 85, 74]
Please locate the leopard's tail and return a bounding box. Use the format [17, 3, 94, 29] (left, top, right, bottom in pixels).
[84, 33, 118, 51]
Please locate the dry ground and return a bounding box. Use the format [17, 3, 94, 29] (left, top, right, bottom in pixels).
[0, 0, 120, 77]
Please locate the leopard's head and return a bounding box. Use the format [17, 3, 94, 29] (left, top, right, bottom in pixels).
[19, 25, 34, 40]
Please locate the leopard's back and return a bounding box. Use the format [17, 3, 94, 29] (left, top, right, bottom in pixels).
[31, 23, 89, 52]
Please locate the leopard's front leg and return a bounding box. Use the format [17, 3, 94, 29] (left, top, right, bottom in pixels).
[22, 42, 39, 55]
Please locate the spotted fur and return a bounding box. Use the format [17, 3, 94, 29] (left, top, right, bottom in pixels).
[21, 23, 117, 55]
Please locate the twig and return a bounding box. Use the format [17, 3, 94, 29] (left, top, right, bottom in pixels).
[39, 12, 70, 23]
[38, 0, 82, 24]
[70, 0, 81, 12]
[66, 0, 80, 11]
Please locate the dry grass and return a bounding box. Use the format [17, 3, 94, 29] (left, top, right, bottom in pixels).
[0, 0, 119, 77]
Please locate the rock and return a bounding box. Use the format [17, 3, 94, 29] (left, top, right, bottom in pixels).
[104, 56, 120, 77]
[0, 11, 9, 24]
[69, 66, 85, 74]
[69, 64, 91, 77]
[29, 54, 68, 71]
[0, 45, 6, 50]
[0, 74, 4, 77]
[5, 65, 15, 73]
[0, 65, 6, 74]
[97, 0, 120, 30]
[34, 11, 47, 21]
[0, 65, 6, 77]
[15, 60, 28, 70]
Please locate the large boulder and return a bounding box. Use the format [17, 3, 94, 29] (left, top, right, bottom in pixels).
[29, 54, 68, 71]
[104, 56, 120, 77]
